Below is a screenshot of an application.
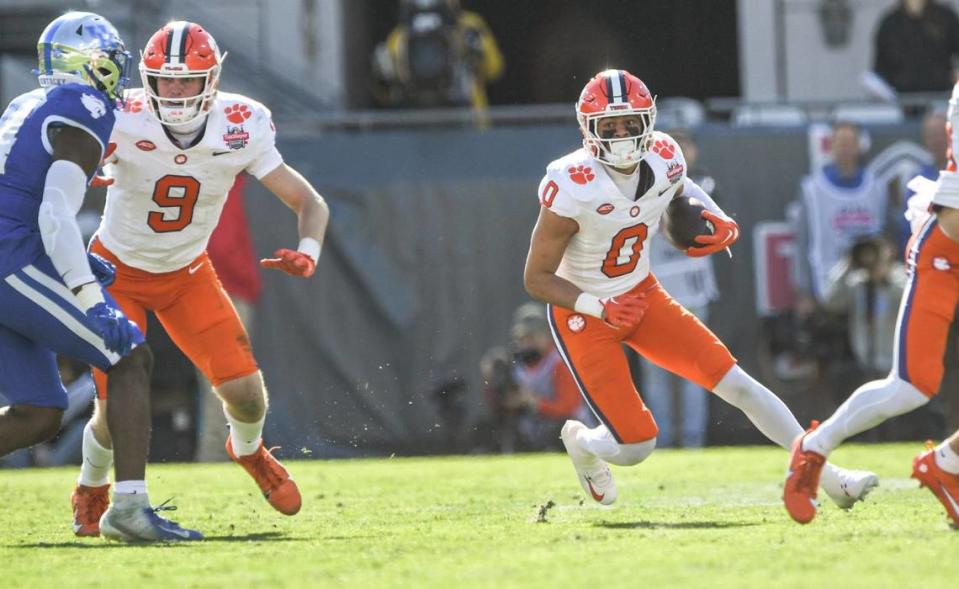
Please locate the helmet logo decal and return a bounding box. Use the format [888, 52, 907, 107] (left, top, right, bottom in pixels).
[225, 104, 252, 124]
[567, 165, 595, 185]
[651, 139, 675, 160]
[81, 94, 106, 119]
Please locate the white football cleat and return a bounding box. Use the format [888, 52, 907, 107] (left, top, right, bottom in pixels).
[821, 467, 879, 510]
[561, 420, 617, 505]
[100, 497, 203, 542]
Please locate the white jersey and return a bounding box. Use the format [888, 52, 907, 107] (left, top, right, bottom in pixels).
[538, 132, 687, 298]
[95, 89, 283, 273]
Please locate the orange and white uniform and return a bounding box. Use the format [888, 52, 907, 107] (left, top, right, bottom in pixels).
[90, 88, 282, 395]
[895, 214, 959, 396]
[897, 79, 959, 397]
[540, 132, 736, 444]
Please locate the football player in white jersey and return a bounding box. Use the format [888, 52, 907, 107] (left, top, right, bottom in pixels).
[71, 21, 329, 536]
[523, 69, 878, 509]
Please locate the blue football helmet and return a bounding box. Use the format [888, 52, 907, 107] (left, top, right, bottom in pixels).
[35, 12, 132, 106]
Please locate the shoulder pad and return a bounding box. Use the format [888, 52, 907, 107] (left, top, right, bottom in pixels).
[545, 149, 603, 202]
[216, 92, 273, 130]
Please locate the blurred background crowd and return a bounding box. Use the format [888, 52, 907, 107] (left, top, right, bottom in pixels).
[1, 0, 957, 465]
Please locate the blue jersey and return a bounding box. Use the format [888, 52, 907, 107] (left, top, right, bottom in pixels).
[0, 83, 115, 278]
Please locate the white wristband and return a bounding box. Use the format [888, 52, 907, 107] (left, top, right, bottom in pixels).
[574, 292, 605, 319]
[297, 237, 321, 263]
[74, 282, 106, 311]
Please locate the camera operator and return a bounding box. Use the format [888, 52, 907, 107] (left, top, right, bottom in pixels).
[823, 235, 906, 379]
[372, 0, 503, 110]
[479, 303, 589, 453]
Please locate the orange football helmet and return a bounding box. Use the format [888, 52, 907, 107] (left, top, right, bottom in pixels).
[139, 21, 226, 128]
[576, 69, 656, 168]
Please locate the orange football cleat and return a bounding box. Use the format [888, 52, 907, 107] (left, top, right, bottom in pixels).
[226, 438, 301, 515]
[911, 445, 959, 528]
[71, 483, 110, 537]
[783, 421, 825, 524]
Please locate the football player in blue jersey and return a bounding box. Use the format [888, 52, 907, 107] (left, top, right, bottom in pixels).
[0, 12, 201, 542]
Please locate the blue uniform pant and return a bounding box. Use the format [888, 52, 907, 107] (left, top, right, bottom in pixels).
[0, 255, 140, 409]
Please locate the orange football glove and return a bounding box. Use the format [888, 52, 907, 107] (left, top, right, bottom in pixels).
[600, 294, 649, 330]
[686, 210, 740, 258]
[260, 249, 316, 277]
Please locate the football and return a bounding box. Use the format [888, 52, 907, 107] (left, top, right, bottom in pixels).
[661, 196, 714, 251]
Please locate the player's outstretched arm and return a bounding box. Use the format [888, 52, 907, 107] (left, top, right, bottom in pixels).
[258, 163, 330, 278]
[40, 125, 106, 305]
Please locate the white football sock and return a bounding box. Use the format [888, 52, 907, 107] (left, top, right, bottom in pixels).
[113, 485, 150, 509]
[935, 442, 959, 475]
[710, 366, 874, 497]
[603, 439, 657, 466]
[802, 376, 929, 456]
[575, 424, 620, 459]
[575, 424, 657, 466]
[227, 412, 264, 457]
[711, 365, 802, 449]
[819, 462, 844, 491]
[113, 480, 148, 496]
[78, 422, 113, 487]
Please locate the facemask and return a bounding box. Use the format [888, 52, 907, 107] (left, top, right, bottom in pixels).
[158, 98, 201, 124]
[606, 137, 640, 168]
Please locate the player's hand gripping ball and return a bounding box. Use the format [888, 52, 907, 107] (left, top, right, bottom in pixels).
[662, 196, 739, 257]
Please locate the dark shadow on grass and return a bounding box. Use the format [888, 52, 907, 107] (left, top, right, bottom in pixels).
[199, 531, 301, 543]
[10, 531, 299, 548]
[595, 520, 760, 530]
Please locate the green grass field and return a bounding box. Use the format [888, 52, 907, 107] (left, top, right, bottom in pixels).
[1, 443, 956, 589]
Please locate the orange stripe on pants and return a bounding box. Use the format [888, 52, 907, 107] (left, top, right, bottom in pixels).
[90, 239, 258, 398]
[548, 275, 736, 444]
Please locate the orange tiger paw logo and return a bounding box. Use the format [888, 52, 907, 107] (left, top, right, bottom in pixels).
[225, 104, 252, 124]
[652, 139, 675, 160]
[123, 99, 143, 113]
[568, 165, 595, 185]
